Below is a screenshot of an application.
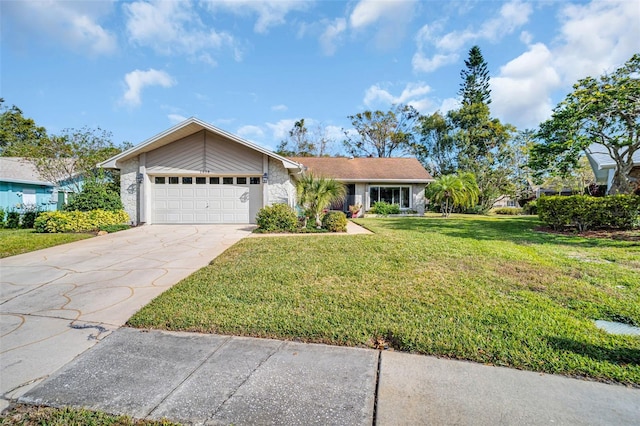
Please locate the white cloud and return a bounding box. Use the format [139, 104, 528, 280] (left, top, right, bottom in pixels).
[208, 0, 310, 33]
[266, 119, 297, 141]
[124, 0, 237, 64]
[168, 114, 188, 123]
[236, 125, 265, 141]
[412, 52, 459, 73]
[491, 43, 561, 128]
[349, 0, 417, 50]
[2, 0, 117, 55]
[412, 0, 532, 73]
[364, 82, 433, 112]
[319, 18, 347, 56]
[553, 0, 640, 84]
[271, 104, 288, 112]
[121, 69, 175, 107]
[490, 1, 639, 129]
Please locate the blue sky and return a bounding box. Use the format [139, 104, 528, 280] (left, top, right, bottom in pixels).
[1, 0, 638, 154]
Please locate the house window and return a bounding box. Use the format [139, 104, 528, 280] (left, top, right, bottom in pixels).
[369, 186, 411, 209]
[250, 177, 261, 184]
[210, 177, 220, 184]
[196, 177, 206, 184]
[168, 177, 179, 184]
[154, 177, 166, 184]
[237, 177, 247, 184]
[182, 177, 193, 184]
[223, 177, 234, 185]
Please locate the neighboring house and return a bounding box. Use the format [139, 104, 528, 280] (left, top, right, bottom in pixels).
[289, 156, 433, 217]
[493, 196, 520, 208]
[585, 143, 640, 192]
[0, 157, 63, 212]
[99, 118, 433, 225]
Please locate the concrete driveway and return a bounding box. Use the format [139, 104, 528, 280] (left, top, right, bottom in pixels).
[0, 224, 253, 408]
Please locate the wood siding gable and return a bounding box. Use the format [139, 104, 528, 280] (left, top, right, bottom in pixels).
[146, 130, 263, 175]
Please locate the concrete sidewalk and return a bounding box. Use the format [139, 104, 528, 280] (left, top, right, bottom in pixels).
[18, 328, 640, 425]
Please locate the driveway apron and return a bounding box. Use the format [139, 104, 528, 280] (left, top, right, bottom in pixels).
[0, 224, 253, 408]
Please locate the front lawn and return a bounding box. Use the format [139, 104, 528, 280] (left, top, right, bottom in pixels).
[128, 215, 640, 386]
[0, 229, 92, 258]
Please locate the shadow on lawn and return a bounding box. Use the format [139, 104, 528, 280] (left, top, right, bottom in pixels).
[546, 336, 640, 366]
[372, 216, 638, 249]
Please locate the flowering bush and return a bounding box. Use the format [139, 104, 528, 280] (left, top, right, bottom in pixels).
[34, 209, 129, 233]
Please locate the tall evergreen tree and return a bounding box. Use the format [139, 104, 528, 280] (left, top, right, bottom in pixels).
[459, 45, 491, 106]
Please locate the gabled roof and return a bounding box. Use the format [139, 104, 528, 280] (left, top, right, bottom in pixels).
[288, 157, 434, 183]
[99, 117, 302, 170]
[586, 143, 640, 169]
[585, 143, 640, 184]
[0, 157, 54, 186]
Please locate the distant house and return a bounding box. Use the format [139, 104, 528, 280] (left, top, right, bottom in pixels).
[585, 143, 640, 193]
[99, 118, 433, 225]
[0, 158, 64, 212]
[289, 156, 434, 217]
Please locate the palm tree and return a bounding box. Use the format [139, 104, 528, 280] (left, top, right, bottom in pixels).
[296, 173, 346, 228]
[426, 172, 479, 217]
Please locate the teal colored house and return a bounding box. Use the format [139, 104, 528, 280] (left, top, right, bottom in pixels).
[0, 158, 65, 213]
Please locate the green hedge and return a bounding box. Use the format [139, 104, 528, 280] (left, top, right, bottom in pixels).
[34, 210, 130, 233]
[255, 203, 297, 232]
[322, 211, 348, 232]
[537, 195, 640, 231]
[370, 201, 401, 215]
[493, 207, 523, 215]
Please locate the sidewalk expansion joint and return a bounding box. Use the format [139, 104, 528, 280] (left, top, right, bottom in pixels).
[207, 339, 287, 422]
[145, 335, 232, 420]
[372, 350, 382, 426]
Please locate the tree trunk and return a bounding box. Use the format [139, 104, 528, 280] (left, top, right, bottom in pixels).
[609, 166, 634, 194]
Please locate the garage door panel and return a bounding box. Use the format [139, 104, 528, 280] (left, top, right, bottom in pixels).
[152, 177, 259, 224]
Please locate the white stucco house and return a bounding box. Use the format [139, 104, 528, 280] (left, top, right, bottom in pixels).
[585, 143, 640, 193]
[99, 118, 433, 225]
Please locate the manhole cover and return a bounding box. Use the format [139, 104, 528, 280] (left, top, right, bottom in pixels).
[594, 320, 640, 336]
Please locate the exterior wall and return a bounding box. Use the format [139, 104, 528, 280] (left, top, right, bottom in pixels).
[146, 130, 263, 175]
[412, 184, 426, 215]
[120, 157, 139, 225]
[353, 183, 366, 217]
[0, 181, 57, 212]
[268, 159, 295, 206]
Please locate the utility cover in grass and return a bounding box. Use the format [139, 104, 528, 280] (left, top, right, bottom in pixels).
[595, 320, 640, 336]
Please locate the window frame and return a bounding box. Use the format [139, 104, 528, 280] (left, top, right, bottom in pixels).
[368, 185, 412, 210]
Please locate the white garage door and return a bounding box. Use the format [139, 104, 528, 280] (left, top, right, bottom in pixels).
[152, 176, 261, 224]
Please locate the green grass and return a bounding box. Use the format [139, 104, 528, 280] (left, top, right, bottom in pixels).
[0, 229, 93, 258]
[0, 404, 178, 425]
[128, 215, 640, 386]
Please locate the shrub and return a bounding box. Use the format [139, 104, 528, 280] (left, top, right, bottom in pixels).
[255, 203, 297, 232]
[322, 211, 347, 232]
[34, 209, 130, 233]
[0, 207, 5, 228]
[21, 210, 41, 229]
[493, 207, 523, 215]
[522, 200, 537, 215]
[6, 211, 20, 229]
[537, 195, 640, 231]
[370, 201, 401, 215]
[65, 183, 123, 212]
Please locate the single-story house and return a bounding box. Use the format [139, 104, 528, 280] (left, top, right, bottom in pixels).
[99, 118, 433, 225]
[586, 143, 640, 192]
[289, 156, 433, 217]
[0, 157, 63, 212]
